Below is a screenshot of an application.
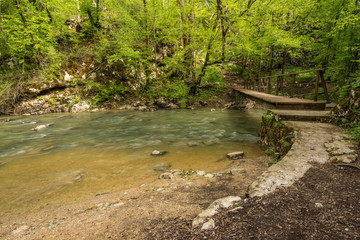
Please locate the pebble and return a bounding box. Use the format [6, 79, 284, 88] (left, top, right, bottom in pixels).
[315, 202, 324, 208]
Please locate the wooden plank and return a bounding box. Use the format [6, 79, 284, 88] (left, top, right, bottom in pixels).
[314, 71, 320, 101]
[319, 70, 330, 103]
[290, 74, 296, 98]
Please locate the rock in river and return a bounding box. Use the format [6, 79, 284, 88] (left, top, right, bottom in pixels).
[32, 123, 52, 131]
[151, 150, 168, 156]
[226, 151, 244, 160]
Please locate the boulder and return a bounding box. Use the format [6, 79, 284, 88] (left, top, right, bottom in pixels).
[226, 152, 244, 160]
[197, 170, 206, 176]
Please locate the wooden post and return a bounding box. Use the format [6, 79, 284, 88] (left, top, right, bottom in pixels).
[319, 70, 330, 103]
[275, 76, 281, 96]
[267, 77, 271, 93]
[314, 71, 320, 101]
[290, 74, 296, 98]
[257, 78, 261, 91]
[279, 76, 284, 96]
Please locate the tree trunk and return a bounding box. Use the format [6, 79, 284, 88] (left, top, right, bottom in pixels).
[216, 0, 226, 60]
[143, 0, 150, 49]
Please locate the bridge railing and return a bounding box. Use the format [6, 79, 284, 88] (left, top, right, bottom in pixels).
[243, 68, 330, 102]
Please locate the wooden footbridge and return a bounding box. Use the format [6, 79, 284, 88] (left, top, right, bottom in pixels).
[230, 68, 332, 121]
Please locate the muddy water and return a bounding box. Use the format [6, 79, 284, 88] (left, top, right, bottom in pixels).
[0, 109, 265, 219]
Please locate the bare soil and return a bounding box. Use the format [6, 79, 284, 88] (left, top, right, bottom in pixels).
[145, 159, 360, 240]
[0, 157, 267, 239]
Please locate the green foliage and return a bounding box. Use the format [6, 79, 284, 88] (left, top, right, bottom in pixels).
[265, 147, 281, 163]
[263, 113, 275, 121]
[350, 119, 360, 141]
[0, 0, 359, 111]
[85, 81, 128, 105]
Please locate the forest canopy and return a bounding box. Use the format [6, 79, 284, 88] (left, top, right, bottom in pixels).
[0, 0, 359, 105]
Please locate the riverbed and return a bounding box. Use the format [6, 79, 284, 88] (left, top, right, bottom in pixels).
[0, 108, 265, 219]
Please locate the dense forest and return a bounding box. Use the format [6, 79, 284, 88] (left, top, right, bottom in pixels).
[0, 0, 359, 135]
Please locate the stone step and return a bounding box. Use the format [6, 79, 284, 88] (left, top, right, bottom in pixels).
[270, 110, 331, 121]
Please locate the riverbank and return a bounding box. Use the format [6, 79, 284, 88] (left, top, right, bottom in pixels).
[0, 154, 268, 239]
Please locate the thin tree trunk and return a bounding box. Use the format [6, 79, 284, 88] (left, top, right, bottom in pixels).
[143, 0, 150, 49]
[216, 0, 226, 60]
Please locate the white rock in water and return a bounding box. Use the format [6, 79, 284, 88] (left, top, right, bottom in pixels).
[32, 124, 52, 131]
[151, 150, 167, 156]
[226, 152, 244, 160]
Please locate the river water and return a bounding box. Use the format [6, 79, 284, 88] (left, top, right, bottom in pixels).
[0, 109, 265, 218]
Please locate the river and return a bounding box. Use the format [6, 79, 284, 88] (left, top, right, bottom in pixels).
[0, 108, 265, 218]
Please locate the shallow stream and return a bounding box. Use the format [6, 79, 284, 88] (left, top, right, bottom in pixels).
[0, 109, 265, 218]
